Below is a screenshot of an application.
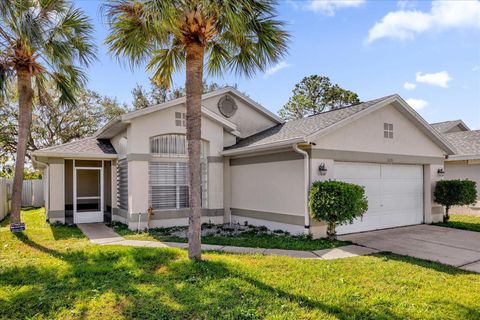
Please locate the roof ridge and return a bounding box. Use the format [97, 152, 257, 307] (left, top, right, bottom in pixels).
[430, 119, 462, 125]
[303, 94, 396, 120]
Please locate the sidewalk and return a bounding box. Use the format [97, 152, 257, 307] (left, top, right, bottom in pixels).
[77, 223, 379, 260]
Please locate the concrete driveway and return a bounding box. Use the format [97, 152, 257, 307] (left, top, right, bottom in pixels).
[339, 224, 480, 272]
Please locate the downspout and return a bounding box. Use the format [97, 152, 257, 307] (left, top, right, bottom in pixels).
[293, 143, 310, 234]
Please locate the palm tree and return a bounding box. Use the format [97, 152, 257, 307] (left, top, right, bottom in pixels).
[0, 0, 96, 229]
[104, 0, 289, 260]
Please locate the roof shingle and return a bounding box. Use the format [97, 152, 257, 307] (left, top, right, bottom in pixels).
[431, 120, 467, 134]
[34, 138, 117, 155]
[226, 95, 395, 150]
[444, 130, 480, 156]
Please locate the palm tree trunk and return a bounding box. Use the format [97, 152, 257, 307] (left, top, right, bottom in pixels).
[185, 42, 204, 260]
[10, 69, 34, 227]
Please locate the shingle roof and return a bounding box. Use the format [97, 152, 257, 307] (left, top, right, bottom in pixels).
[431, 120, 467, 133]
[444, 130, 480, 156]
[226, 95, 395, 150]
[34, 137, 117, 155]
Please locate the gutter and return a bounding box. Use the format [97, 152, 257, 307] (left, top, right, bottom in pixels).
[292, 143, 310, 234]
[221, 137, 305, 156]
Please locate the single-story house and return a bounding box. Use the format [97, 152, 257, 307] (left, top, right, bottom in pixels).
[431, 120, 480, 215]
[32, 87, 455, 237]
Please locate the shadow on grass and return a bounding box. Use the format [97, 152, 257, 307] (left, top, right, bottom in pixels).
[435, 221, 480, 233]
[374, 252, 475, 275]
[1, 233, 459, 319]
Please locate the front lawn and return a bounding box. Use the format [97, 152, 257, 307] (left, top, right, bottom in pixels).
[435, 214, 480, 232]
[1, 209, 480, 319]
[111, 222, 348, 251]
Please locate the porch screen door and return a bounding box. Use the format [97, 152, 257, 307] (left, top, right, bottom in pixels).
[73, 166, 104, 223]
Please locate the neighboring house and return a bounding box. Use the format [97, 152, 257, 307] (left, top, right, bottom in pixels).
[431, 120, 480, 215]
[31, 87, 454, 237]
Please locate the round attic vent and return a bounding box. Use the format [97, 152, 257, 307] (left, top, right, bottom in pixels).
[218, 95, 237, 118]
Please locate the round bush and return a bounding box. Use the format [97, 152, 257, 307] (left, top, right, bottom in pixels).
[309, 180, 368, 239]
[434, 179, 477, 222]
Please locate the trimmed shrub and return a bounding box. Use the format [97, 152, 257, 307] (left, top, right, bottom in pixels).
[434, 179, 477, 222]
[309, 180, 368, 239]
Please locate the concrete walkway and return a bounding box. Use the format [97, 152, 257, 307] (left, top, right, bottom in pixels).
[340, 224, 480, 273]
[77, 223, 378, 260]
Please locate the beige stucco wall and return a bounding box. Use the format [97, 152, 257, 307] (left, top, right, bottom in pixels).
[110, 130, 127, 156]
[202, 95, 277, 138]
[113, 105, 228, 223]
[229, 152, 305, 234]
[313, 103, 446, 157]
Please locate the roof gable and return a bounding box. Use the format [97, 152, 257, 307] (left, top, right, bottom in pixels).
[431, 120, 470, 134]
[223, 94, 455, 156]
[96, 87, 283, 139]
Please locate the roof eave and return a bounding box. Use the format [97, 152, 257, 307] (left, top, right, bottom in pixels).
[446, 154, 480, 161]
[221, 137, 306, 156]
[31, 152, 118, 159]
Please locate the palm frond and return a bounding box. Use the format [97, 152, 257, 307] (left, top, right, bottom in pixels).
[103, 0, 156, 68]
[0, 63, 14, 99]
[147, 46, 185, 88]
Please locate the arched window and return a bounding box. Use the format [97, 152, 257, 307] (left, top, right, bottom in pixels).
[150, 134, 207, 158]
[149, 134, 208, 210]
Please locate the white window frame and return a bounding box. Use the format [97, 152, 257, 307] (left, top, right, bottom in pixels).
[384, 123, 394, 139]
[149, 134, 209, 211]
[175, 112, 186, 127]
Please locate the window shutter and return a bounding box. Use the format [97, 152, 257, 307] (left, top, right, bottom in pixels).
[117, 158, 128, 210]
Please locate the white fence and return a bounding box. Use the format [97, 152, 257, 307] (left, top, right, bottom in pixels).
[0, 178, 44, 220]
[0, 179, 9, 221]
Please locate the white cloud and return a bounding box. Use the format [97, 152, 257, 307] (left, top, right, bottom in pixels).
[397, 0, 416, 10]
[473, 65, 479, 72]
[415, 71, 452, 88]
[263, 61, 291, 78]
[406, 98, 428, 110]
[305, 0, 365, 16]
[403, 81, 416, 90]
[366, 1, 480, 43]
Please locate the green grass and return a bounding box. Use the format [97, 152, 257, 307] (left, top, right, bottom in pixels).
[112, 223, 348, 251]
[435, 214, 480, 232]
[1, 209, 480, 319]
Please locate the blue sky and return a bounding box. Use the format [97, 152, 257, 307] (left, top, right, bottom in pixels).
[75, 0, 480, 129]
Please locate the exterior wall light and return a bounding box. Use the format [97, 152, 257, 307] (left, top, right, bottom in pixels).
[437, 168, 445, 177]
[319, 163, 327, 176]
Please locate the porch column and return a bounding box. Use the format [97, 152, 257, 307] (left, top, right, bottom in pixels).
[48, 158, 65, 223]
[424, 164, 445, 223]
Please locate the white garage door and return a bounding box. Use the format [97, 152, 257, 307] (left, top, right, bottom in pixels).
[335, 162, 423, 235]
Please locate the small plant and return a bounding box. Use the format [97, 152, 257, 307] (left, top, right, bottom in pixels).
[434, 179, 477, 222]
[309, 180, 368, 239]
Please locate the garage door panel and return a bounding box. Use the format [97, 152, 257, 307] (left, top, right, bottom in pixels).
[380, 181, 423, 195]
[381, 164, 423, 179]
[335, 162, 381, 179]
[335, 162, 423, 235]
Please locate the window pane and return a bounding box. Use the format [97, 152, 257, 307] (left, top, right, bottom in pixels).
[176, 163, 188, 185]
[150, 162, 176, 185]
[389, 131, 394, 139]
[384, 131, 389, 138]
[150, 186, 177, 209]
[179, 186, 189, 208]
[389, 123, 393, 131]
